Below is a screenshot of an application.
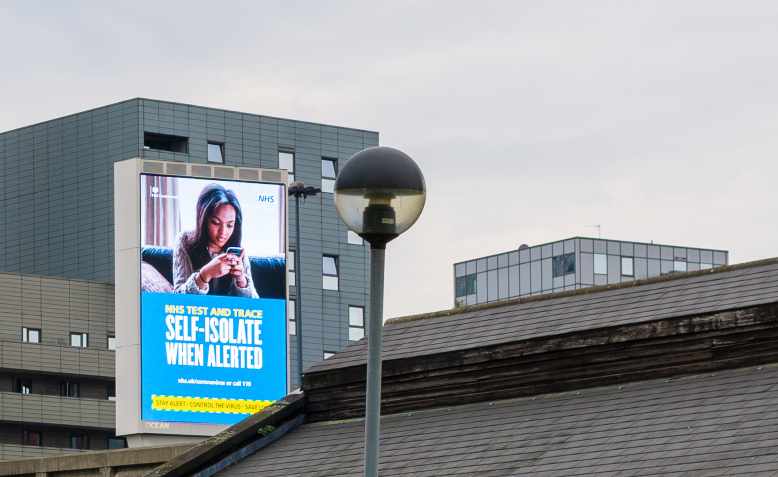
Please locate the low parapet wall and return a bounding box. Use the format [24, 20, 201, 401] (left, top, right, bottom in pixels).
[0, 444, 191, 477]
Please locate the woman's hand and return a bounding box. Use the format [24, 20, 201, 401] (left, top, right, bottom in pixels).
[199, 254, 234, 282]
[230, 250, 249, 288]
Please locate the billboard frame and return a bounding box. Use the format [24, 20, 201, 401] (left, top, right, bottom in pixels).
[114, 158, 289, 445]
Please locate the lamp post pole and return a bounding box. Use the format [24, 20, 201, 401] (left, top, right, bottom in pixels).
[364, 244, 385, 476]
[288, 182, 320, 386]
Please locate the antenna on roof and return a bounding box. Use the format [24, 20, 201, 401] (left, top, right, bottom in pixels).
[586, 225, 602, 239]
[518, 244, 529, 250]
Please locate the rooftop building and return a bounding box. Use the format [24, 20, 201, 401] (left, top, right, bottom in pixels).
[453, 237, 729, 307]
[0, 99, 377, 459]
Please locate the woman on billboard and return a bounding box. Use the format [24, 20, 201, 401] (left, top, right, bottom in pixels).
[173, 184, 259, 298]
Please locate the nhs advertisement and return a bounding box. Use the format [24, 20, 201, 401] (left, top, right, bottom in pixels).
[139, 173, 287, 425]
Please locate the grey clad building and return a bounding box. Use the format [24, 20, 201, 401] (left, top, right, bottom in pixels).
[0, 98, 377, 459]
[454, 237, 729, 306]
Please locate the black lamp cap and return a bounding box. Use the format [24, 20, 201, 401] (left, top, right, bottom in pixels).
[335, 146, 425, 192]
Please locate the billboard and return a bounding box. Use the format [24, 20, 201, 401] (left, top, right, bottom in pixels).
[138, 173, 287, 426]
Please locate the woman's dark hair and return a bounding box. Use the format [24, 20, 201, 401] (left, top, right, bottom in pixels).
[188, 184, 243, 264]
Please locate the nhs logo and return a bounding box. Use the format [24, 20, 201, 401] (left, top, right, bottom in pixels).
[257, 195, 275, 203]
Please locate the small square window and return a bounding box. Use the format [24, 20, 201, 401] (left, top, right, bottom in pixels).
[107, 336, 116, 351]
[69, 433, 88, 450]
[348, 306, 365, 341]
[279, 151, 295, 183]
[23, 430, 41, 447]
[207, 142, 224, 163]
[594, 254, 607, 275]
[22, 327, 40, 344]
[107, 437, 126, 449]
[59, 381, 80, 398]
[323, 255, 339, 290]
[349, 326, 365, 341]
[552, 253, 575, 278]
[288, 251, 296, 287]
[347, 230, 363, 245]
[349, 306, 364, 327]
[16, 379, 32, 395]
[621, 257, 634, 277]
[288, 299, 296, 336]
[106, 382, 116, 401]
[70, 332, 88, 348]
[321, 158, 337, 193]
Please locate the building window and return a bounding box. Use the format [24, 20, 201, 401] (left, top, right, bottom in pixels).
[107, 335, 116, 351]
[22, 327, 40, 344]
[455, 276, 466, 297]
[143, 132, 188, 153]
[69, 433, 89, 450]
[288, 250, 296, 287]
[700, 263, 713, 270]
[207, 141, 225, 163]
[279, 150, 295, 183]
[347, 230, 363, 245]
[16, 379, 32, 395]
[107, 437, 127, 449]
[59, 381, 80, 398]
[107, 382, 116, 401]
[552, 253, 575, 277]
[323, 255, 339, 290]
[621, 257, 634, 277]
[594, 253, 607, 275]
[23, 430, 42, 447]
[321, 158, 337, 193]
[70, 332, 88, 348]
[288, 299, 296, 336]
[349, 306, 365, 341]
[323, 351, 335, 360]
[674, 260, 687, 273]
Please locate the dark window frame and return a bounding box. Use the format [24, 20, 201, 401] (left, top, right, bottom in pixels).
[59, 380, 80, 398]
[207, 141, 225, 163]
[143, 132, 189, 153]
[552, 253, 576, 278]
[348, 305, 365, 341]
[16, 378, 32, 395]
[23, 429, 42, 447]
[70, 332, 88, 348]
[22, 327, 41, 344]
[69, 433, 89, 450]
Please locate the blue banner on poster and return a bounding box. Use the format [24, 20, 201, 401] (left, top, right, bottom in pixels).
[140, 292, 287, 425]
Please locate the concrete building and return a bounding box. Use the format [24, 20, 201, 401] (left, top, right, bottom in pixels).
[0, 98, 377, 460]
[454, 237, 729, 306]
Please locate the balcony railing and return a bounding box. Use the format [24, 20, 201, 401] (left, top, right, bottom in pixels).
[0, 341, 114, 378]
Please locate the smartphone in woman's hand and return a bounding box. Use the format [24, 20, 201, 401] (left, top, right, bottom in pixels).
[226, 247, 243, 256]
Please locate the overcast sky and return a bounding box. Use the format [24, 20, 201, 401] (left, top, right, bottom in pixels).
[2, 1, 777, 319]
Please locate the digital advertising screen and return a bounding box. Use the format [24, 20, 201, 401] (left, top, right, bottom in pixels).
[138, 173, 287, 425]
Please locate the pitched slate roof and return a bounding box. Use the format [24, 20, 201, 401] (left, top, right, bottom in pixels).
[309, 259, 778, 373]
[221, 364, 778, 476]
[147, 258, 778, 476]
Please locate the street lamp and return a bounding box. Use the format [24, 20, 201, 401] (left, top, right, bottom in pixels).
[288, 181, 321, 386]
[334, 146, 426, 477]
